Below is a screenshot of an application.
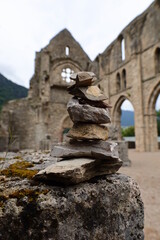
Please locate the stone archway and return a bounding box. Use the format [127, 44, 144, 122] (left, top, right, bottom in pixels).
[146, 81, 160, 151]
[112, 96, 127, 140]
[112, 95, 135, 146]
[60, 114, 73, 142]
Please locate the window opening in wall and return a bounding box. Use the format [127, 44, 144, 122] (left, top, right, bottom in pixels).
[122, 69, 127, 89]
[98, 84, 101, 90]
[121, 100, 135, 148]
[61, 68, 74, 83]
[116, 73, 121, 92]
[65, 46, 70, 56]
[121, 38, 125, 61]
[36, 108, 40, 123]
[155, 48, 160, 73]
[155, 94, 160, 143]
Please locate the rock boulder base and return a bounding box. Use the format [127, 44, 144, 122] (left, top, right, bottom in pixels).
[0, 174, 144, 240]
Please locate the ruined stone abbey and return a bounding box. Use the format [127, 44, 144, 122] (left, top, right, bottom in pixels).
[0, 0, 160, 152]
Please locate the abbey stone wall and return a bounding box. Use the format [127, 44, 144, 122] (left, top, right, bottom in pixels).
[0, 0, 160, 152]
[0, 29, 94, 151]
[97, 0, 160, 151]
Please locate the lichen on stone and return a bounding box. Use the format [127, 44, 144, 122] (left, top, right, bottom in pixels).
[0, 160, 38, 179]
[11, 189, 49, 202]
[13, 156, 23, 160]
[0, 188, 49, 207]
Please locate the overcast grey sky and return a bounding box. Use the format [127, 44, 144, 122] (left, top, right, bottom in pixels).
[0, 0, 159, 110]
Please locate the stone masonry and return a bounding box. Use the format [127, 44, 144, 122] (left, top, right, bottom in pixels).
[0, 0, 160, 152]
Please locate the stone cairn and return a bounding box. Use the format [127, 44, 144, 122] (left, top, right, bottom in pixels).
[35, 72, 122, 185]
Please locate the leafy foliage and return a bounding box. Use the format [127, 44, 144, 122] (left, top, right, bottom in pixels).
[121, 111, 160, 136]
[121, 126, 135, 137]
[0, 73, 28, 111]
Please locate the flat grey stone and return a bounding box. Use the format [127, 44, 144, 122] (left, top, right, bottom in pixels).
[67, 98, 111, 124]
[79, 98, 112, 108]
[51, 140, 119, 161]
[68, 85, 107, 101]
[34, 157, 122, 185]
[70, 72, 96, 86]
[67, 123, 109, 140]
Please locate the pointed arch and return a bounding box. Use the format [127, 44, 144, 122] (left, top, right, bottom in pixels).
[118, 34, 125, 61]
[59, 114, 73, 142]
[116, 73, 121, 92]
[113, 95, 127, 117]
[121, 38, 125, 61]
[65, 46, 70, 56]
[155, 48, 160, 74]
[122, 69, 127, 89]
[148, 81, 160, 114]
[146, 81, 160, 151]
[112, 95, 134, 118]
[112, 95, 135, 141]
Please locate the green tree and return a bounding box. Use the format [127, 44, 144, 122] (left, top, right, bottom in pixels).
[121, 126, 135, 137]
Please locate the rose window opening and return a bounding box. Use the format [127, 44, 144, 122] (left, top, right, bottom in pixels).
[61, 68, 74, 83]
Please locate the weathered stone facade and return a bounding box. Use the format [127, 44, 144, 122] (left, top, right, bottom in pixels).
[98, 0, 160, 151]
[0, 0, 160, 151]
[0, 30, 93, 150]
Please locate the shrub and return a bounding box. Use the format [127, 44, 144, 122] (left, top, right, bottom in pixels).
[121, 126, 135, 137]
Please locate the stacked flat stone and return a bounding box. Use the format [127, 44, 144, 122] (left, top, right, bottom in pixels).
[67, 72, 111, 140]
[35, 72, 122, 185]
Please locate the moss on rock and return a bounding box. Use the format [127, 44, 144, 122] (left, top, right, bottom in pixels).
[0, 188, 49, 207]
[13, 156, 23, 160]
[0, 160, 38, 179]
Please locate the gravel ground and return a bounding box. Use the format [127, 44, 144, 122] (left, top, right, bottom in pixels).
[119, 150, 160, 240]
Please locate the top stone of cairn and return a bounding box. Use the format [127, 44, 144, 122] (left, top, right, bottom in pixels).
[70, 71, 96, 87]
[35, 71, 122, 185]
[68, 71, 108, 102]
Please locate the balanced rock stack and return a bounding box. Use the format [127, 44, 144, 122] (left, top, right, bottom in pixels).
[35, 72, 122, 185]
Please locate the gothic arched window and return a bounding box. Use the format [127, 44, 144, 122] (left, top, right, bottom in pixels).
[155, 48, 160, 74]
[122, 69, 127, 89]
[121, 38, 125, 61]
[116, 73, 121, 92]
[65, 46, 70, 56]
[61, 68, 74, 83]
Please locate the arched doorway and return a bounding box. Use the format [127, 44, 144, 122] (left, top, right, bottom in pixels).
[155, 94, 160, 149]
[112, 96, 135, 145]
[121, 100, 135, 148]
[147, 82, 160, 151]
[60, 115, 73, 142]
